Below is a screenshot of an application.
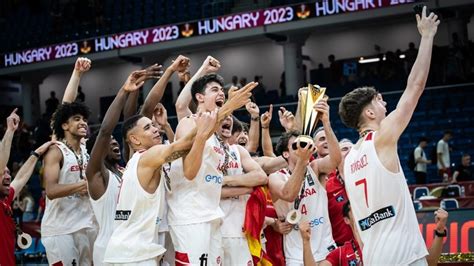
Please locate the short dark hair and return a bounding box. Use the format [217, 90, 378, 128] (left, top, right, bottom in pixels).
[342, 201, 351, 218]
[191, 73, 225, 106]
[339, 87, 378, 129]
[122, 114, 144, 141]
[444, 130, 453, 136]
[419, 136, 429, 143]
[231, 115, 243, 135]
[51, 102, 90, 140]
[275, 130, 300, 156]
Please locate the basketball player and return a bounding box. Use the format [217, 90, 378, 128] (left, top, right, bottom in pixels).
[268, 98, 341, 265]
[338, 7, 439, 265]
[42, 102, 97, 265]
[326, 139, 354, 246]
[168, 70, 258, 265]
[217, 116, 267, 265]
[86, 68, 160, 265]
[300, 202, 449, 266]
[104, 80, 255, 265]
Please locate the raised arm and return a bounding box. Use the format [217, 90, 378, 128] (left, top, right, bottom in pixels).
[278, 106, 296, 132]
[223, 145, 267, 187]
[261, 105, 275, 157]
[426, 208, 448, 266]
[140, 110, 217, 184]
[62, 57, 91, 103]
[378, 7, 439, 145]
[254, 156, 287, 175]
[310, 99, 341, 176]
[268, 142, 315, 202]
[141, 57, 187, 119]
[87, 69, 158, 200]
[175, 56, 220, 121]
[11, 141, 56, 198]
[153, 103, 175, 143]
[43, 145, 88, 200]
[245, 102, 260, 153]
[0, 109, 19, 177]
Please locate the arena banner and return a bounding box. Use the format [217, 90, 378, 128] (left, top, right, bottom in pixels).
[417, 209, 474, 253]
[1, 0, 416, 68]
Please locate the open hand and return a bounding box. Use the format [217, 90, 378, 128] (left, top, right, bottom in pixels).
[272, 219, 293, 235]
[35, 141, 57, 156]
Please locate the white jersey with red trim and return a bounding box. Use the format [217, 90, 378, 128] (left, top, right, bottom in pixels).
[220, 144, 248, 237]
[104, 151, 165, 263]
[273, 166, 335, 263]
[344, 131, 428, 265]
[41, 141, 96, 237]
[167, 134, 225, 225]
[89, 170, 121, 266]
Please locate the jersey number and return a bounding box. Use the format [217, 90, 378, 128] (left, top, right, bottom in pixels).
[355, 178, 368, 208]
[301, 204, 307, 215]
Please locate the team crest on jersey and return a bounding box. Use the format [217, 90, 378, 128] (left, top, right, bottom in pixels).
[230, 151, 237, 160]
[358, 206, 395, 231]
[348, 259, 357, 266]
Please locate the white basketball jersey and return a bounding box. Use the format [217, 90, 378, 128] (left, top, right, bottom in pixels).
[104, 151, 166, 263]
[220, 145, 248, 238]
[90, 170, 121, 266]
[273, 166, 335, 262]
[167, 134, 225, 226]
[41, 141, 96, 237]
[344, 132, 428, 265]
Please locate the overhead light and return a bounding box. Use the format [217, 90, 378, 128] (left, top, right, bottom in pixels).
[382, 55, 386, 61]
[359, 57, 380, 64]
[399, 54, 406, 59]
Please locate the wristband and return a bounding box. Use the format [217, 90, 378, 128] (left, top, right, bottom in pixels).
[251, 116, 259, 121]
[30, 151, 40, 158]
[262, 126, 269, 129]
[435, 229, 447, 238]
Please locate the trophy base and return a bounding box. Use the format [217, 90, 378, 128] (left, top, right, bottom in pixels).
[291, 135, 314, 150]
[286, 210, 302, 225]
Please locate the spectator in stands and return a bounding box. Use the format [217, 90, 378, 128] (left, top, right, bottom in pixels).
[437, 130, 453, 181]
[452, 153, 472, 182]
[239, 77, 247, 88]
[77, 86, 85, 102]
[231, 75, 239, 87]
[20, 186, 35, 222]
[405, 42, 418, 74]
[414, 137, 431, 184]
[328, 54, 342, 84]
[45, 91, 60, 115]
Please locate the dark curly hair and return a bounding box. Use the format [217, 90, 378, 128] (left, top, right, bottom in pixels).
[275, 130, 300, 156]
[338, 86, 378, 129]
[51, 102, 90, 140]
[191, 73, 224, 106]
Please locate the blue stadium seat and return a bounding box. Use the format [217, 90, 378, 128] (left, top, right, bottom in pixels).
[413, 200, 423, 211]
[440, 198, 459, 210]
[413, 186, 429, 200]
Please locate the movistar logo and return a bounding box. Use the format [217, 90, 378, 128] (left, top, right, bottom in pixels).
[358, 206, 395, 231]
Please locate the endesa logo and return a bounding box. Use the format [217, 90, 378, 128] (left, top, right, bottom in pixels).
[358, 206, 395, 231]
[294, 217, 324, 230]
[205, 174, 223, 184]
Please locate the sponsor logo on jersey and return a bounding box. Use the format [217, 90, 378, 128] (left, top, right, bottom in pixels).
[70, 165, 81, 172]
[294, 216, 325, 230]
[358, 206, 395, 231]
[336, 195, 345, 202]
[213, 146, 224, 155]
[205, 174, 223, 184]
[350, 154, 368, 174]
[199, 253, 208, 266]
[115, 210, 131, 220]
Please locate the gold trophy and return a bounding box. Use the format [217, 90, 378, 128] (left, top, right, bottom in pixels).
[290, 84, 327, 151]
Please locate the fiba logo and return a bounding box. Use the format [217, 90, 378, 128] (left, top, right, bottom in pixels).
[199, 253, 208, 266]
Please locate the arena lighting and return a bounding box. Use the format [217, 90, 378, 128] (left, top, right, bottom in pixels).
[359, 57, 380, 64]
[399, 54, 406, 59]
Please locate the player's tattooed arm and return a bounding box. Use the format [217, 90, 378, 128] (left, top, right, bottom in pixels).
[164, 149, 190, 163]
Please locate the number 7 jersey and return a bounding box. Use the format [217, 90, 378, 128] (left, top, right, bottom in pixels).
[343, 131, 428, 265]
